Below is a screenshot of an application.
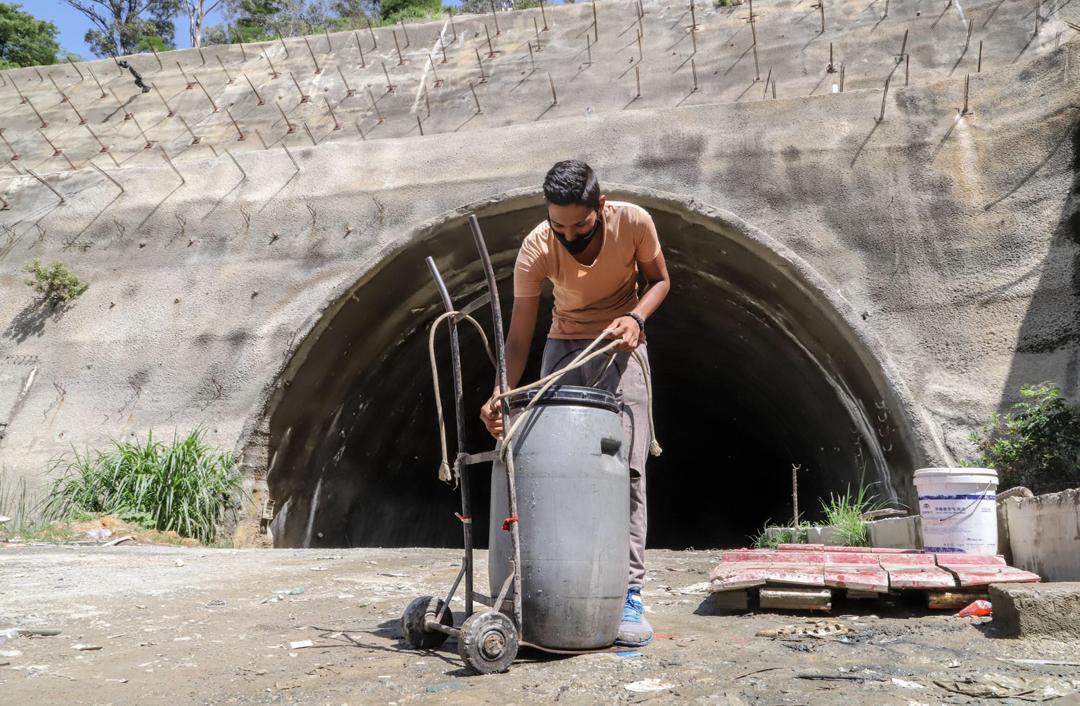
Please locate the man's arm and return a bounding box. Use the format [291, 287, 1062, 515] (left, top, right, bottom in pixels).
[608, 251, 671, 351]
[480, 295, 540, 437]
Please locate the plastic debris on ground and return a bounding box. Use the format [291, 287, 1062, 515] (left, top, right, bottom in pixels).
[957, 599, 993, 618]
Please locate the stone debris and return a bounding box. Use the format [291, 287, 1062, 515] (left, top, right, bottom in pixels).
[624, 678, 675, 693]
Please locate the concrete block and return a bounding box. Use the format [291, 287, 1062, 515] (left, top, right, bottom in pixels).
[1003, 489, 1080, 581]
[867, 516, 923, 550]
[806, 526, 844, 546]
[989, 582, 1080, 639]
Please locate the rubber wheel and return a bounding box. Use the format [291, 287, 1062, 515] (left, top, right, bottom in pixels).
[458, 611, 519, 674]
[401, 595, 453, 650]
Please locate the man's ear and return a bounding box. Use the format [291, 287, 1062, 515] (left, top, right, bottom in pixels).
[598, 194, 607, 210]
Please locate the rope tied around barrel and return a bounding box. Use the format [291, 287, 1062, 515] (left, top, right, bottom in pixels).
[501, 515, 520, 531]
[429, 311, 662, 485]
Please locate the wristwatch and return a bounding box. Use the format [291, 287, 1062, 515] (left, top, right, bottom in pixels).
[624, 312, 645, 332]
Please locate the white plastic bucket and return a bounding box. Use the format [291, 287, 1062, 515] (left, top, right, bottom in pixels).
[914, 467, 998, 554]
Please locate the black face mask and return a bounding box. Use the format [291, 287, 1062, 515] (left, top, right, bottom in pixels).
[552, 211, 603, 255]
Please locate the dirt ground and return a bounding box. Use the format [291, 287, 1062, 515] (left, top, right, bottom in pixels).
[1, 545, 1079, 705]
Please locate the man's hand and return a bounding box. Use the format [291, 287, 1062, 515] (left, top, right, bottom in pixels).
[480, 388, 504, 439]
[608, 315, 642, 352]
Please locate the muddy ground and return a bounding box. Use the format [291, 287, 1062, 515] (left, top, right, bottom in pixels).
[1, 545, 1078, 705]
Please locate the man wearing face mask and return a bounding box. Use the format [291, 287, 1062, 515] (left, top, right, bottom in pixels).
[479, 159, 671, 647]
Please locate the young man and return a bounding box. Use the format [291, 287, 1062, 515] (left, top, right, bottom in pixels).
[480, 160, 671, 647]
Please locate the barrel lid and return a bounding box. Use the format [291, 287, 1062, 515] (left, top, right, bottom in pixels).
[913, 467, 998, 480]
[506, 385, 620, 414]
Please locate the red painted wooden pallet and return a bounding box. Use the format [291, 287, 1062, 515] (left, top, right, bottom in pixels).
[709, 544, 1040, 596]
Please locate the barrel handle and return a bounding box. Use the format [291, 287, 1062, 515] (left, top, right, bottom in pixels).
[600, 437, 622, 456]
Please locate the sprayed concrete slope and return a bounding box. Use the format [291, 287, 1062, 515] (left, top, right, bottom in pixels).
[0, 0, 1077, 546]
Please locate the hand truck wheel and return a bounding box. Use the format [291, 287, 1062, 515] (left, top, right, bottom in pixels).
[458, 610, 519, 674]
[401, 595, 453, 650]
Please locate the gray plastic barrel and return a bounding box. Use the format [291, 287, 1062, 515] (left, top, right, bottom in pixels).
[488, 385, 630, 649]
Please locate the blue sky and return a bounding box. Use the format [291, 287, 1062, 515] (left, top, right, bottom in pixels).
[26, 1, 228, 58]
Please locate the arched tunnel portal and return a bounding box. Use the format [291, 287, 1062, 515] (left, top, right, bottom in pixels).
[256, 189, 933, 550]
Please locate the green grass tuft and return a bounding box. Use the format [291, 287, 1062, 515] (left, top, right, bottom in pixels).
[42, 429, 242, 545]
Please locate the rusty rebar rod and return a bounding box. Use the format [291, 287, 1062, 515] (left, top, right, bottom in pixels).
[39, 129, 63, 156]
[428, 54, 442, 85]
[528, 41, 536, 69]
[381, 61, 395, 92]
[84, 123, 108, 152]
[282, 143, 300, 171]
[961, 73, 971, 115]
[367, 18, 378, 48]
[289, 71, 310, 102]
[469, 80, 481, 112]
[337, 66, 355, 97]
[401, 19, 410, 46]
[89, 160, 123, 193]
[534, 16, 543, 51]
[0, 128, 18, 160]
[303, 37, 322, 73]
[490, 0, 501, 34]
[635, 63, 641, 97]
[177, 61, 195, 88]
[417, 115, 424, 135]
[276, 101, 297, 133]
[324, 97, 342, 130]
[691, 57, 698, 92]
[485, 23, 495, 57]
[447, 9, 457, 42]
[243, 73, 265, 104]
[26, 167, 64, 203]
[87, 65, 106, 97]
[226, 148, 247, 180]
[592, 0, 599, 41]
[540, 0, 549, 30]
[193, 74, 219, 111]
[475, 49, 487, 82]
[325, 27, 334, 52]
[226, 107, 245, 140]
[217, 55, 234, 83]
[347, 31, 364, 69]
[763, 67, 772, 98]
[177, 114, 201, 143]
[277, 33, 290, 57]
[159, 147, 184, 184]
[366, 87, 384, 122]
[48, 73, 69, 102]
[877, 75, 890, 122]
[549, 74, 557, 104]
[977, 40, 983, 72]
[897, 28, 908, 62]
[109, 87, 132, 120]
[67, 97, 87, 124]
[150, 44, 163, 70]
[128, 112, 153, 148]
[393, 30, 405, 65]
[25, 96, 47, 128]
[67, 56, 84, 81]
[264, 51, 280, 79]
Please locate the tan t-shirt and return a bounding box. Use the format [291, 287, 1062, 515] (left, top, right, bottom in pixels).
[514, 201, 662, 340]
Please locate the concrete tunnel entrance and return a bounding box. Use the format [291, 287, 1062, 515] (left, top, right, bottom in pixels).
[256, 190, 930, 550]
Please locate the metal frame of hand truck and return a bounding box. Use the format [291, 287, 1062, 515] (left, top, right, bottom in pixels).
[400, 213, 526, 674]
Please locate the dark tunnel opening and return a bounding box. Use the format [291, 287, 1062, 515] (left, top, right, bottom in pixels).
[261, 192, 926, 550]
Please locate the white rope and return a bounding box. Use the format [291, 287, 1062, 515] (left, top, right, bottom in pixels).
[429, 314, 662, 484]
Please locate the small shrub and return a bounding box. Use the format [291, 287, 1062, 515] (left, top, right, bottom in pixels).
[751, 522, 810, 549]
[42, 429, 242, 544]
[24, 259, 88, 305]
[714, 0, 743, 7]
[970, 383, 1080, 494]
[820, 485, 884, 547]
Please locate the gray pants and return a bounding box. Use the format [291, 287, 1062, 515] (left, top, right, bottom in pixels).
[541, 338, 651, 589]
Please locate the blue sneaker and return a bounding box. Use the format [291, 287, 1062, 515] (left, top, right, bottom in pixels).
[615, 587, 654, 647]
